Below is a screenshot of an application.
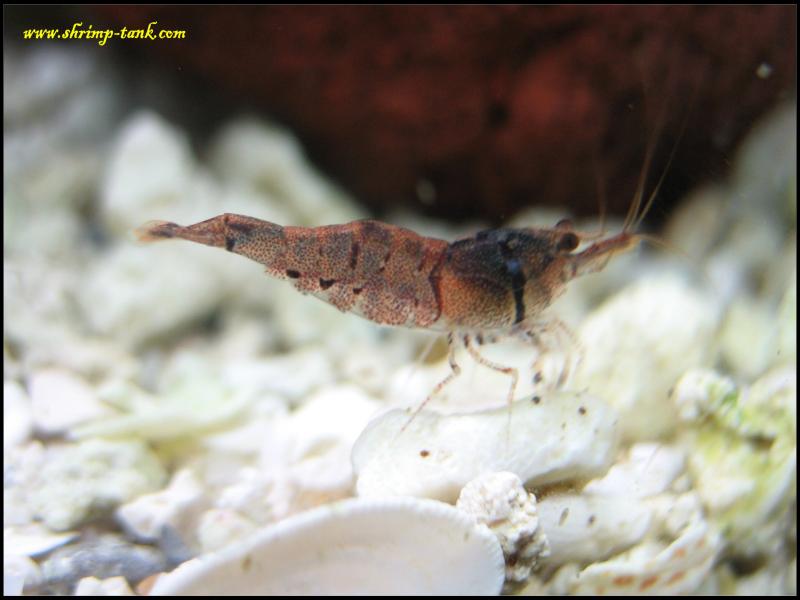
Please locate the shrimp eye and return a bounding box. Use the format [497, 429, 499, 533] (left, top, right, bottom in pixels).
[556, 232, 579, 252]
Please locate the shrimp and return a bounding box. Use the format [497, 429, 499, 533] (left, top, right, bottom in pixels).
[135, 202, 648, 418]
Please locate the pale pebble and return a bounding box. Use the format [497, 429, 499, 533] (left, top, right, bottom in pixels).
[210, 388, 378, 524]
[72, 382, 250, 442]
[199, 407, 288, 457]
[208, 117, 365, 226]
[78, 243, 229, 348]
[29, 368, 114, 435]
[101, 112, 196, 235]
[281, 384, 381, 458]
[4, 524, 78, 558]
[664, 184, 729, 261]
[220, 349, 335, 403]
[4, 442, 47, 526]
[25, 439, 166, 531]
[213, 467, 280, 525]
[717, 295, 778, 379]
[3, 555, 41, 596]
[732, 101, 796, 220]
[583, 443, 686, 499]
[4, 381, 32, 450]
[73, 576, 134, 596]
[4, 259, 81, 354]
[196, 508, 258, 554]
[670, 368, 738, 423]
[115, 469, 207, 544]
[574, 275, 721, 441]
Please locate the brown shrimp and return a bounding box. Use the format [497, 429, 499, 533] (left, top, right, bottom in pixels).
[135, 207, 646, 417]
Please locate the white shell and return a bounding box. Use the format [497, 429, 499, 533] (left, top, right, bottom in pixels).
[149, 497, 504, 595]
[353, 391, 617, 501]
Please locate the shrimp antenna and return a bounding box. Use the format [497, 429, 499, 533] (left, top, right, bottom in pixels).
[592, 154, 609, 236]
[632, 102, 693, 232]
[628, 57, 702, 232]
[624, 93, 671, 233]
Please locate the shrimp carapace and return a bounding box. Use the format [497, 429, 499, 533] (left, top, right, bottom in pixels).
[136, 212, 647, 421]
[135, 213, 644, 332]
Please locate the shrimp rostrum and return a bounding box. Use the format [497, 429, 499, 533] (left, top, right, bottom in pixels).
[137, 207, 646, 412]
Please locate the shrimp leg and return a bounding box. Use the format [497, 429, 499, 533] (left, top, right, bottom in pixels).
[401, 332, 462, 431]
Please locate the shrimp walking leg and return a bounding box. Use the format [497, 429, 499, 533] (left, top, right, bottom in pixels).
[516, 318, 581, 389]
[463, 334, 519, 408]
[463, 334, 519, 435]
[402, 332, 462, 431]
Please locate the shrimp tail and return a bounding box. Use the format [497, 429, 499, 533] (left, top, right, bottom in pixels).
[134, 220, 185, 242]
[134, 214, 277, 252]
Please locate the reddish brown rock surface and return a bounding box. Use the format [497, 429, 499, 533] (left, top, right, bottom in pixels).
[95, 6, 795, 223]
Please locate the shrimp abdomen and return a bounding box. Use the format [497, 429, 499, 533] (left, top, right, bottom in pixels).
[138, 214, 449, 328]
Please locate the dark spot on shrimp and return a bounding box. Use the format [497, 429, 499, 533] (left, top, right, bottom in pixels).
[349, 241, 360, 270]
[377, 249, 392, 273]
[578, 406, 587, 415]
[420, 449, 430, 458]
[319, 278, 335, 290]
[227, 220, 256, 234]
[286, 269, 301, 279]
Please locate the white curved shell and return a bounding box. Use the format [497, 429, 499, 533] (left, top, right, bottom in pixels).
[353, 391, 618, 501]
[149, 497, 504, 595]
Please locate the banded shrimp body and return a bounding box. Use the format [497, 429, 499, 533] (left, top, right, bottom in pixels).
[135, 178, 655, 420]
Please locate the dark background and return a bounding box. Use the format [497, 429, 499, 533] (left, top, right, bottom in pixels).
[5, 5, 796, 226]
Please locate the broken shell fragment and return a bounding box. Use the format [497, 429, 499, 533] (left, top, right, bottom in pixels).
[457, 471, 549, 591]
[537, 493, 652, 566]
[149, 497, 504, 595]
[562, 515, 722, 595]
[353, 391, 618, 501]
